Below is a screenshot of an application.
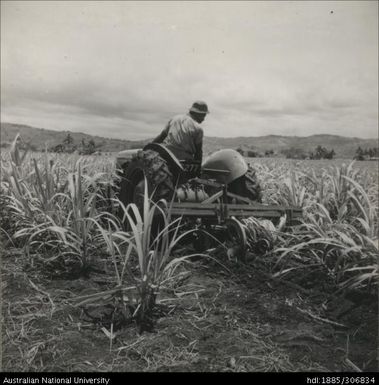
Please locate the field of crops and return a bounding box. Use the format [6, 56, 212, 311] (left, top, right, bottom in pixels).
[1, 136, 378, 372]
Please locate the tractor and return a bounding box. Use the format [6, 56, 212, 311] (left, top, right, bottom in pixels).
[115, 143, 302, 262]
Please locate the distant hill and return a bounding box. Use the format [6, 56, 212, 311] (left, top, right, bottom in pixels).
[0, 123, 149, 153]
[1, 122, 377, 158]
[203, 134, 377, 158]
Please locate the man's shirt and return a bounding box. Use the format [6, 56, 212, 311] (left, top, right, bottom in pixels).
[153, 113, 203, 161]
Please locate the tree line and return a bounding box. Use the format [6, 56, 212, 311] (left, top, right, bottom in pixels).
[237, 145, 378, 160]
[49, 134, 99, 155]
[237, 145, 336, 160]
[353, 146, 379, 160]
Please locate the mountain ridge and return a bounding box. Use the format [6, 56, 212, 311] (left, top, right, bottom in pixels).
[1, 122, 377, 158]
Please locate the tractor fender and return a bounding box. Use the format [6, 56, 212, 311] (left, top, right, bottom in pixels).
[116, 149, 141, 169]
[143, 142, 184, 175]
[201, 149, 248, 184]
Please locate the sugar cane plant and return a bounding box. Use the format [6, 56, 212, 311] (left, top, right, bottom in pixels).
[73, 179, 202, 332]
[1, 136, 115, 274]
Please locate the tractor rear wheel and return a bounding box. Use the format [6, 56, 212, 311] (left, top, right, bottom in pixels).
[228, 165, 262, 203]
[118, 149, 176, 213]
[244, 166, 262, 202]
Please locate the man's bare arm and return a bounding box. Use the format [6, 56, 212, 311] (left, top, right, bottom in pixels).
[194, 129, 204, 163]
[152, 123, 170, 143]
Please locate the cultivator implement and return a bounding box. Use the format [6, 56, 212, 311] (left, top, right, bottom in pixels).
[164, 183, 302, 262]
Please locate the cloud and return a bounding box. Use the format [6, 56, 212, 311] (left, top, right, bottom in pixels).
[1, 1, 378, 139]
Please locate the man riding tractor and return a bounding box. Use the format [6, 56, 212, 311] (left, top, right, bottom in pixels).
[152, 100, 208, 167]
[116, 101, 262, 215]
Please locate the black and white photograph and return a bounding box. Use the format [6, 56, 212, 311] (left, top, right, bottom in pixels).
[1, 0, 378, 375]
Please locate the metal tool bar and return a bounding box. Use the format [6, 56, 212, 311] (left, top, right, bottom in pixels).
[170, 202, 302, 212]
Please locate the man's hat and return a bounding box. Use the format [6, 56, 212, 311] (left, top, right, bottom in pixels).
[189, 101, 209, 115]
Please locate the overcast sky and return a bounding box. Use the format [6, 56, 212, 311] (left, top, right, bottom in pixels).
[1, 1, 378, 140]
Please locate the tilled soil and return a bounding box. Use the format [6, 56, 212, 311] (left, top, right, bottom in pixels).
[1, 248, 377, 372]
